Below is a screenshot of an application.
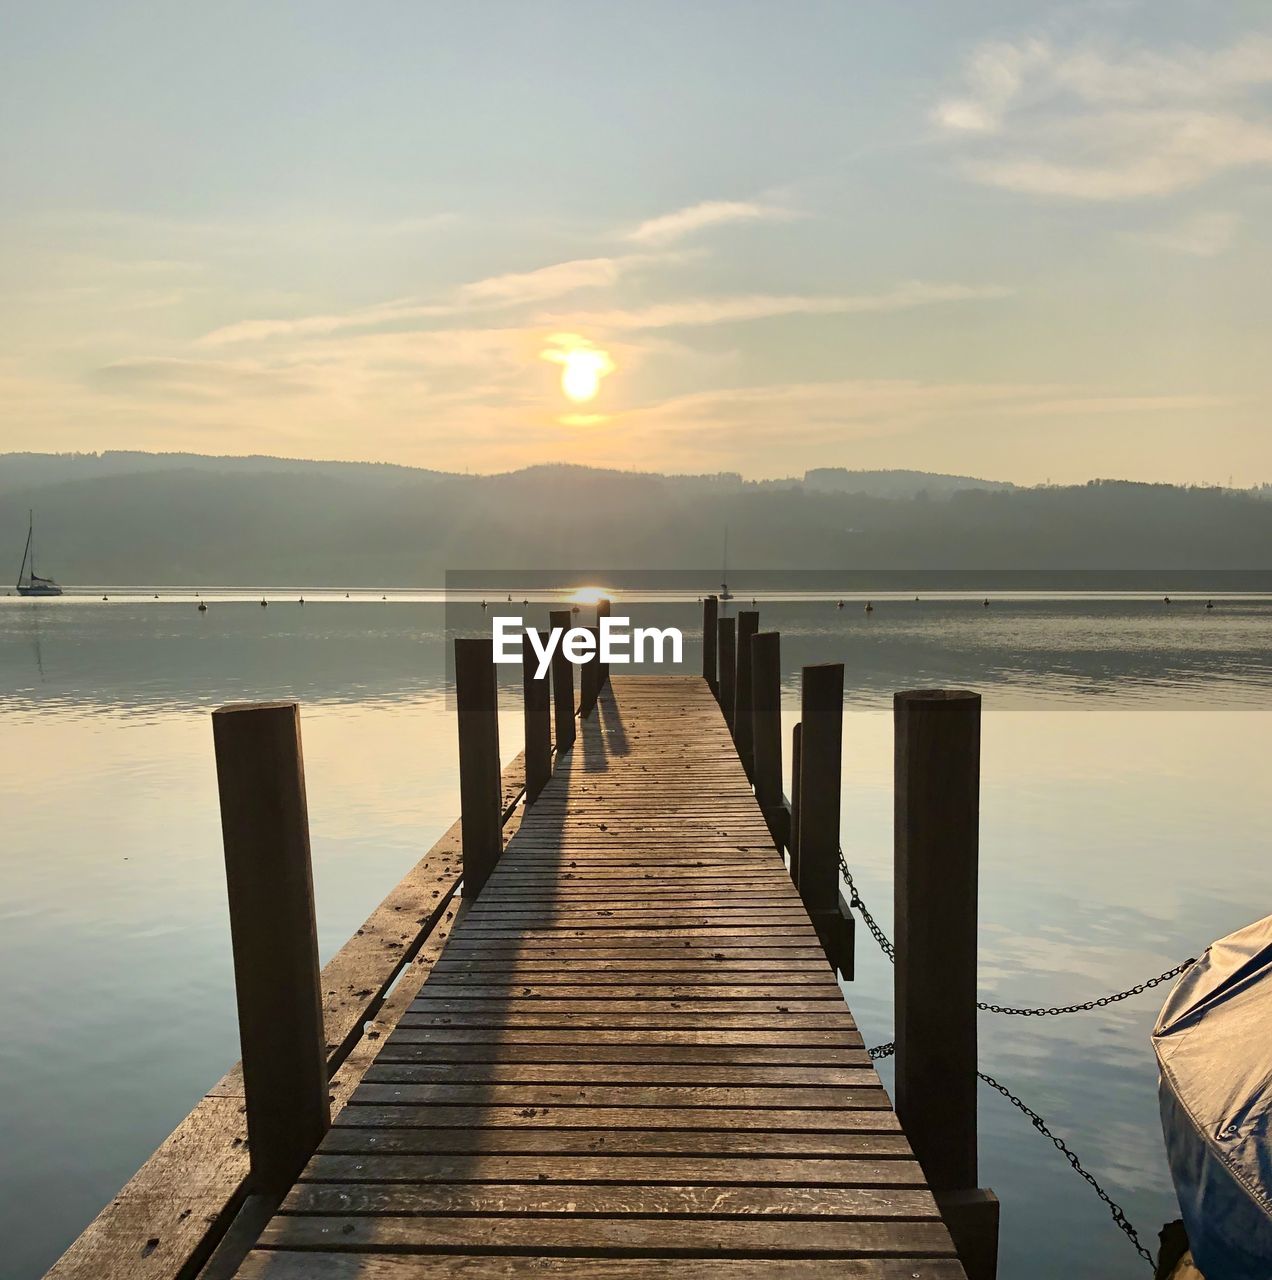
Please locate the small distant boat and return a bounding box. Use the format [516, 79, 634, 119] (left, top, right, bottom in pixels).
[1155, 914, 1272, 1279]
[15, 511, 63, 597]
[719, 528, 734, 601]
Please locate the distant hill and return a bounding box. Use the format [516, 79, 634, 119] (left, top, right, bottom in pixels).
[1, 452, 1268, 584]
[803, 467, 1014, 497]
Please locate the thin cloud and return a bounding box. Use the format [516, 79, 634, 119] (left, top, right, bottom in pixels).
[199, 254, 639, 348]
[1130, 211, 1240, 257]
[625, 200, 798, 244]
[199, 255, 642, 347]
[456, 257, 625, 305]
[934, 33, 1272, 200]
[546, 282, 1011, 331]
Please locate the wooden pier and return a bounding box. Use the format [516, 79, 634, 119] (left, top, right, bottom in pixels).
[48, 604, 993, 1280]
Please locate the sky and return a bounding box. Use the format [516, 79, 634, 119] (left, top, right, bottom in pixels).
[1, 0, 1270, 484]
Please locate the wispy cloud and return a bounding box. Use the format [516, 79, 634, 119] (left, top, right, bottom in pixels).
[625, 200, 798, 244]
[545, 282, 1011, 331]
[934, 34, 1272, 200]
[1131, 210, 1241, 257]
[199, 255, 643, 347]
[456, 257, 626, 305]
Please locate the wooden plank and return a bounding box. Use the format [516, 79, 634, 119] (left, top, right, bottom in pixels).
[255, 1215, 957, 1255]
[316, 1129, 914, 1158]
[279, 1182, 942, 1217]
[238, 1253, 969, 1279]
[300, 1153, 928, 1185]
[331, 1107, 901, 1132]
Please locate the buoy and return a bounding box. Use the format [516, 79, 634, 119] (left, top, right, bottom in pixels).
[299, 597, 305, 605]
[345, 592, 350, 598]
[197, 601, 207, 613]
[260, 598, 268, 607]
[572, 604, 580, 614]
[523, 599, 529, 606]
[102, 594, 108, 601]
[1164, 595, 1171, 604]
[382, 594, 387, 601]
[865, 602, 874, 614]
[153, 594, 159, 599]
[1206, 599, 1215, 610]
[983, 598, 990, 608]
[507, 593, 512, 602]
[837, 600, 844, 610]
[481, 600, 487, 609]
[751, 597, 757, 605]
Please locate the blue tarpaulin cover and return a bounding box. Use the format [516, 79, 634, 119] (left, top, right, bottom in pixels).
[1154, 914, 1272, 1280]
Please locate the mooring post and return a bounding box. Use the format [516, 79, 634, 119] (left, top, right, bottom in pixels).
[734, 610, 759, 776]
[455, 637, 502, 900]
[211, 701, 329, 1197]
[597, 597, 611, 694]
[549, 608, 575, 753]
[796, 663, 853, 978]
[751, 630, 784, 848]
[522, 630, 551, 804]
[703, 595, 719, 694]
[894, 688, 998, 1280]
[579, 625, 602, 718]
[789, 721, 802, 879]
[717, 616, 736, 728]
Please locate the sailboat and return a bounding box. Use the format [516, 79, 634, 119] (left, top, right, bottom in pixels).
[719, 528, 734, 601]
[16, 511, 63, 597]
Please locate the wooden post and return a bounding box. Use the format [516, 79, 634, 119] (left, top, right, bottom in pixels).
[734, 610, 759, 775]
[455, 637, 502, 901]
[797, 664, 852, 978]
[789, 721, 802, 879]
[212, 701, 329, 1196]
[703, 595, 719, 694]
[579, 626, 601, 718]
[549, 608, 575, 753]
[717, 616, 736, 728]
[597, 598, 611, 694]
[751, 630, 783, 848]
[522, 630, 551, 804]
[894, 688, 998, 1280]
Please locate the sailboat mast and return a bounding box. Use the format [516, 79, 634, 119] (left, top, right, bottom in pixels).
[17, 511, 33, 588]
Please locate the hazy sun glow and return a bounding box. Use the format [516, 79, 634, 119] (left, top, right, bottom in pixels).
[541, 332, 615, 404]
[570, 585, 611, 604]
[561, 350, 607, 401]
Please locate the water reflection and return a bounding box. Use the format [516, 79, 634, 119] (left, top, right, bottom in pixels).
[2, 597, 1269, 718]
[1, 595, 1270, 1277]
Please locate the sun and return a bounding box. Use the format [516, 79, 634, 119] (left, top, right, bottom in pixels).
[541, 333, 615, 405]
[561, 349, 608, 403]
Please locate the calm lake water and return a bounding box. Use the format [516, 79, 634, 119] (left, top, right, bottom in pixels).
[3, 588, 1271, 1278]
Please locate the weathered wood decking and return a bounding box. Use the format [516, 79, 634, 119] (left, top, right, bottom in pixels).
[235, 676, 965, 1279]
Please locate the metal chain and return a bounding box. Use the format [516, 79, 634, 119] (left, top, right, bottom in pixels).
[838, 853, 895, 961]
[977, 960, 1196, 1016]
[978, 1070, 1156, 1270]
[837, 851, 1194, 1016]
[864, 1041, 1153, 1269]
